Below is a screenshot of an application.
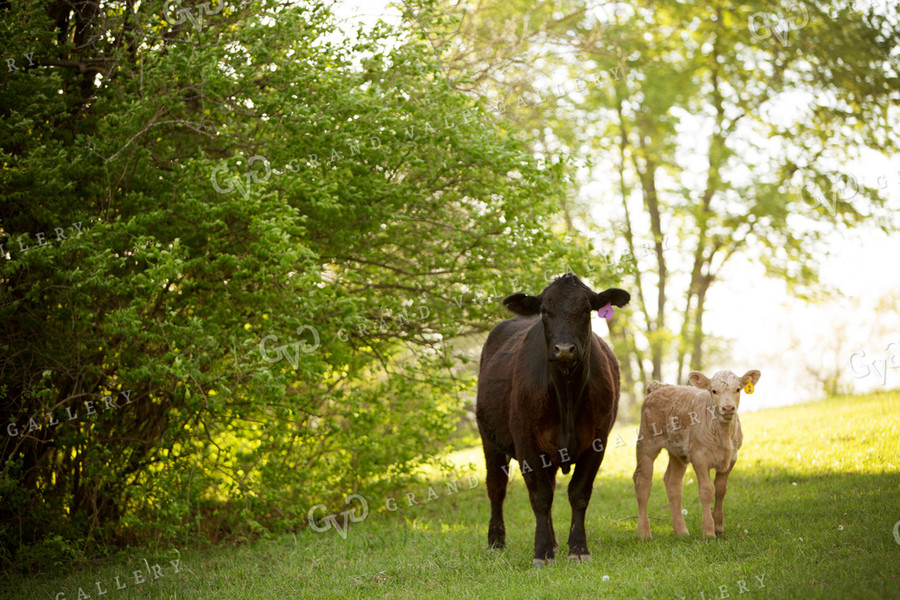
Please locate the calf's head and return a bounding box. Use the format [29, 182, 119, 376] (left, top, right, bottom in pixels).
[688, 369, 762, 422]
[503, 274, 630, 363]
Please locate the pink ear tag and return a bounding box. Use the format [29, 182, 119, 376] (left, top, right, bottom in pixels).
[598, 302, 614, 320]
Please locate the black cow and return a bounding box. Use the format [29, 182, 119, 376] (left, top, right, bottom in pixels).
[475, 274, 630, 566]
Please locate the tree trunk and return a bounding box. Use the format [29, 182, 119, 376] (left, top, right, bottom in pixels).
[613, 89, 654, 399]
[690, 275, 713, 371]
[681, 22, 726, 381]
[636, 154, 666, 381]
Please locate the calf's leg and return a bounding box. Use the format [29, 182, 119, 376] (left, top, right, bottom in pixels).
[633, 442, 657, 540]
[482, 440, 510, 548]
[664, 456, 689, 536]
[692, 461, 717, 538]
[713, 470, 730, 536]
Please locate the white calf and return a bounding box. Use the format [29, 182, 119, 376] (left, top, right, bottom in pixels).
[633, 370, 761, 539]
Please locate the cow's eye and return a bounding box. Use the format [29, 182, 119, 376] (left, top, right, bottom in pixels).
[711, 390, 717, 395]
[736, 388, 740, 393]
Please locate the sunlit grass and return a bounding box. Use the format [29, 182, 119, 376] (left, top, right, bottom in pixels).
[7, 391, 900, 599]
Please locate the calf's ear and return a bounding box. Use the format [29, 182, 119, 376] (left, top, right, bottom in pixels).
[591, 287, 631, 310]
[741, 370, 761, 386]
[688, 371, 710, 389]
[503, 293, 542, 315]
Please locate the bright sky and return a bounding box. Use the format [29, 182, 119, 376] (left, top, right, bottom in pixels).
[706, 211, 900, 409]
[331, 0, 402, 32]
[331, 0, 900, 408]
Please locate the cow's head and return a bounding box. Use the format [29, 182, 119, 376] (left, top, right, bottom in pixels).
[503, 274, 630, 363]
[688, 369, 761, 422]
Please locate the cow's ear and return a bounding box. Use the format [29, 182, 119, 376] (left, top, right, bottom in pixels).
[503, 293, 541, 315]
[591, 287, 631, 310]
[741, 370, 761, 386]
[688, 371, 710, 389]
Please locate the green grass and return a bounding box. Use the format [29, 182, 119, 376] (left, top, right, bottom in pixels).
[7, 391, 900, 599]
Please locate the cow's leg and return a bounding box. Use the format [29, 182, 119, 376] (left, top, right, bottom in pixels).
[713, 470, 730, 536]
[566, 446, 603, 561]
[482, 440, 510, 549]
[664, 455, 689, 536]
[691, 461, 716, 538]
[522, 458, 557, 566]
[633, 441, 658, 540]
[548, 471, 559, 552]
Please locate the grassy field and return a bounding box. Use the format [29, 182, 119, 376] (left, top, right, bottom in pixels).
[7, 391, 900, 600]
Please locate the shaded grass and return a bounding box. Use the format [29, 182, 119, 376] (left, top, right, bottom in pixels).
[6, 391, 900, 599]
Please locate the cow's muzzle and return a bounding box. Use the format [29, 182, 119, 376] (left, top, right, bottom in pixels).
[550, 343, 577, 362]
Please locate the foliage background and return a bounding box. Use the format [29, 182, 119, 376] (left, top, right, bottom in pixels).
[0, 0, 626, 568]
[415, 0, 900, 403]
[2, 0, 898, 576]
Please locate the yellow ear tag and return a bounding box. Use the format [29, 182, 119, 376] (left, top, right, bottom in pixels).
[744, 381, 754, 394]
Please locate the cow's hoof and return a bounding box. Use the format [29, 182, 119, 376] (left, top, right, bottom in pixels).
[567, 554, 591, 563]
[533, 558, 555, 567]
[674, 528, 689, 537]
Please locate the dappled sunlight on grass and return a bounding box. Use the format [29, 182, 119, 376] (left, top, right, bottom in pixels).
[445, 391, 900, 485]
[740, 391, 899, 475]
[438, 522, 472, 534]
[439, 446, 485, 475]
[8, 392, 899, 599]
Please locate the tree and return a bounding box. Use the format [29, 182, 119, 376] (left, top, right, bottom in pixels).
[421, 0, 900, 393]
[0, 0, 604, 566]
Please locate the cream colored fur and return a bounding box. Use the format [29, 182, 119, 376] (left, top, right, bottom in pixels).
[633, 369, 761, 539]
